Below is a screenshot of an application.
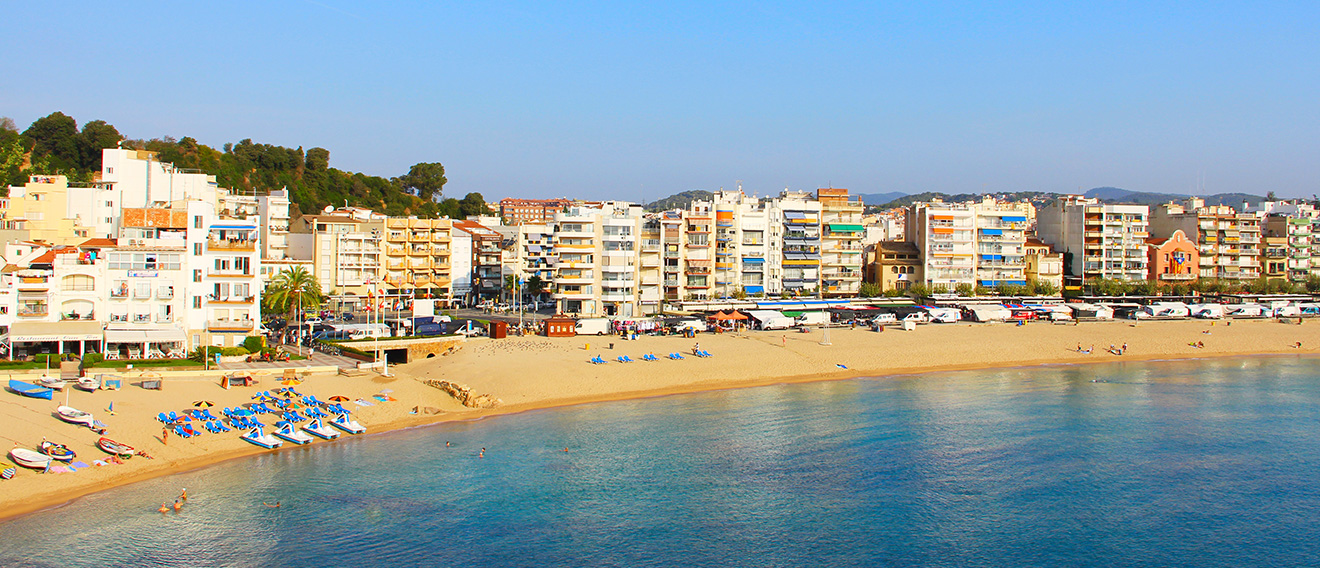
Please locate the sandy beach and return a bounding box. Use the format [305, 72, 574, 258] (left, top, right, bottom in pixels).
[1, 317, 1316, 521]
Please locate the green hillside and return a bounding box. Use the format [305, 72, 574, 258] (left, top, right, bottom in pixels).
[0, 112, 487, 220]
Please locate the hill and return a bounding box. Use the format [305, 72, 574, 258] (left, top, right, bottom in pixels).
[855, 191, 908, 205]
[1, 112, 487, 220]
[1083, 187, 1266, 207]
[644, 190, 713, 212]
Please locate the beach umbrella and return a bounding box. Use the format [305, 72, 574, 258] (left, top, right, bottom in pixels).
[281, 378, 303, 386]
[328, 396, 349, 402]
[278, 390, 298, 398]
[193, 400, 214, 408]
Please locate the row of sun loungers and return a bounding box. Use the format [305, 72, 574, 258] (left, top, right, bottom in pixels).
[591, 351, 714, 363]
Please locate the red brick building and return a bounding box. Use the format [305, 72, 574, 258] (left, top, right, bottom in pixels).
[499, 198, 575, 224]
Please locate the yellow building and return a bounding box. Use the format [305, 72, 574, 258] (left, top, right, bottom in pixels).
[1, 175, 98, 243]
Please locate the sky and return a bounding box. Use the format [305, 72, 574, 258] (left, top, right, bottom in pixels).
[5, 1, 1319, 201]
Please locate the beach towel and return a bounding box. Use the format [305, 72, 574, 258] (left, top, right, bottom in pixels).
[48, 464, 74, 474]
[92, 460, 108, 467]
[354, 399, 375, 407]
[71, 461, 90, 469]
[1, 467, 14, 479]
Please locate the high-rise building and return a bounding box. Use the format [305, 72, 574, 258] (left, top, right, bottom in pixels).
[1037, 196, 1150, 281]
[816, 188, 865, 297]
[1149, 199, 1260, 281]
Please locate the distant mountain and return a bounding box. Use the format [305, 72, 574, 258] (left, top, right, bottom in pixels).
[855, 191, 908, 205]
[1082, 187, 1266, 207]
[644, 190, 713, 212]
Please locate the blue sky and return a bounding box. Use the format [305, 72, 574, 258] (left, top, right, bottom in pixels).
[6, 1, 1318, 200]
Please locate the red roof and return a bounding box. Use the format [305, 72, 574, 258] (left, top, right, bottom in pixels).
[79, 238, 118, 248]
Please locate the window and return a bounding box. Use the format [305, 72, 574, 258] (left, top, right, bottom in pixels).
[193, 296, 202, 309]
[108, 252, 181, 270]
[194, 216, 203, 229]
[106, 168, 113, 175]
[61, 274, 95, 291]
[105, 200, 113, 207]
[193, 269, 201, 282]
[194, 243, 202, 255]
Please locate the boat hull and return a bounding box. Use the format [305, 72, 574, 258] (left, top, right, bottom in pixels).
[56, 406, 95, 427]
[273, 429, 313, 445]
[96, 437, 134, 457]
[303, 423, 340, 440]
[9, 448, 53, 470]
[38, 442, 75, 462]
[329, 414, 366, 434]
[8, 380, 53, 400]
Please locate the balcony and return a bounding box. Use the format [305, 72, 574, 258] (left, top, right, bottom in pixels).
[209, 269, 253, 278]
[18, 306, 48, 317]
[207, 238, 256, 252]
[207, 295, 255, 304]
[387, 232, 406, 242]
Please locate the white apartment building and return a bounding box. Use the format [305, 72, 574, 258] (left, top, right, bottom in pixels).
[773, 191, 822, 295]
[817, 188, 865, 297]
[1149, 199, 1261, 281]
[906, 198, 1030, 289]
[551, 202, 649, 317]
[1037, 196, 1149, 281]
[257, 188, 293, 260]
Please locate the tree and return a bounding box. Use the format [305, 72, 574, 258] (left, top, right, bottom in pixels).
[1307, 275, 1320, 293]
[262, 267, 324, 319]
[954, 283, 974, 297]
[458, 192, 488, 218]
[907, 284, 930, 299]
[22, 111, 81, 170]
[306, 147, 330, 171]
[1267, 191, 1277, 202]
[1034, 280, 1059, 296]
[399, 162, 447, 200]
[525, 275, 546, 298]
[858, 282, 881, 298]
[77, 119, 122, 170]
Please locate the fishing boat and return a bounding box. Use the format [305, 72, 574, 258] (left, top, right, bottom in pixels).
[8, 379, 53, 400]
[38, 441, 75, 462]
[329, 412, 366, 435]
[9, 448, 53, 470]
[96, 437, 135, 458]
[273, 422, 314, 445]
[75, 376, 100, 392]
[56, 406, 95, 427]
[302, 417, 340, 440]
[240, 426, 283, 449]
[37, 376, 67, 391]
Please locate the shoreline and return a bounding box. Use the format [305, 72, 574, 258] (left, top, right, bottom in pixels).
[5, 340, 1314, 523]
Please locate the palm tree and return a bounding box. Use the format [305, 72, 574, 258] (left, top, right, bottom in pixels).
[263, 266, 324, 320]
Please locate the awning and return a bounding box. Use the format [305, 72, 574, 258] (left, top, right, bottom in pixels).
[1004, 216, 1027, 223]
[145, 328, 186, 342]
[104, 329, 147, 343]
[742, 257, 765, 264]
[9, 321, 103, 342]
[828, 224, 864, 232]
[784, 211, 806, 220]
[209, 224, 257, 230]
[528, 245, 542, 253]
[981, 228, 1003, 236]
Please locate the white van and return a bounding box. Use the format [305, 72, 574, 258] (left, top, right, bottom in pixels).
[748, 310, 796, 330]
[871, 313, 898, 325]
[795, 312, 830, 326]
[672, 319, 708, 333]
[1189, 304, 1224, 319]
[574, 318, 613, 336]
[925, 307, 962, 323]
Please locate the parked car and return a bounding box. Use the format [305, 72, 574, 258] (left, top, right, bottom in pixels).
[340, 312, 355, 322]
[302, 316, 322, 327]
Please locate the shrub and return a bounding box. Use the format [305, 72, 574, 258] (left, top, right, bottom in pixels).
[242, 336, 265, 353]
[219, 347, 250, 357]
[82, 353, 104, 365]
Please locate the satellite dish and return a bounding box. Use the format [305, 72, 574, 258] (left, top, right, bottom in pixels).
[323, 205, 334, 213]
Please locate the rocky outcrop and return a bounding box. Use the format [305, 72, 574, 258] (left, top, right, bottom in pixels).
[423, 379, 502, 408]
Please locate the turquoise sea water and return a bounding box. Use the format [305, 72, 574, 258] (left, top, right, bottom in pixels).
[4, 356, 1320, 567]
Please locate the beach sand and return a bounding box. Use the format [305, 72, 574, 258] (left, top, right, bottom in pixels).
[1, 317, 1316, 520]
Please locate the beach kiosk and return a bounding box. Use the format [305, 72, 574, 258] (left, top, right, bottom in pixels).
[544, 315, 577, 338]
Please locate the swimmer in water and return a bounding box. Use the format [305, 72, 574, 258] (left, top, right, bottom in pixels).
[159, 503, 170, 514]
[180, 488, 188, 501]
[263, 501, 281, 508]
[173, 500, 182, 511]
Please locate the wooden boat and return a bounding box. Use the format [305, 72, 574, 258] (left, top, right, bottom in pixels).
[329, 412, 366, 435]
[240, 427, 283, 449]
[96, 437, 135, 458]
[8, 379, 53, 400]
[273, 422, 314, 445]
[9, 448, 53, 470]
[56, 406, 95, 427]
[38, 440, 75, 462]
[75, 376, 100, 392]
[37, 376, 67, 391]
[302, 418, 340, 440]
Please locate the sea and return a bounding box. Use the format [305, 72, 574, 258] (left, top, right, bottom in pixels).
[3, 356, 1320, 567]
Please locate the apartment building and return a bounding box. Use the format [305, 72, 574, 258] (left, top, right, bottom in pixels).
[257, 188, 293, 260]
[775, 191, 821, 295]
[1263, 216, 1315, 282]
[385, 217, 453, 301]
[817, 188, 865, 297]
[499, 198, 574, 225]
[1, 175, 99, 242]
[1144, 230, 1199, 284]
[453, 220, 503, 305]
[494, 223, 556, 304]
[1149, 199, 1261, 280]
[1023, 238, 1064, 291]
[1037, 196, 1150, 281]
[292, 214, 384, 296]
[866, 241, 922, 292]
[548, 203, 651, 317]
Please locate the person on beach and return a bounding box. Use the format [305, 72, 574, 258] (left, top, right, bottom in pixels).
[162, 428, 169, 446]
[693, 342, 700, 355]
[1121, 343, 1128, 355]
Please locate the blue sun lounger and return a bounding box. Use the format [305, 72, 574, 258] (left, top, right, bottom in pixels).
[668, 353, 685, 360]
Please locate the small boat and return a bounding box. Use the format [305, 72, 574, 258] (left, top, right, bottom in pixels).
[302, 418, 340, 440]
[96, 437, 135, 458]
[56, 406, 95, 427]
[273, 422, 314, 445]
[8, 379, 53, 400]
[329, 412, 366, 435]
[75, 376, 101, 392]
[240, 427, 283, 449]
[37, 376, 67, 391]
[38, 441, 75, 462]
[9, 448, 53, 470]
